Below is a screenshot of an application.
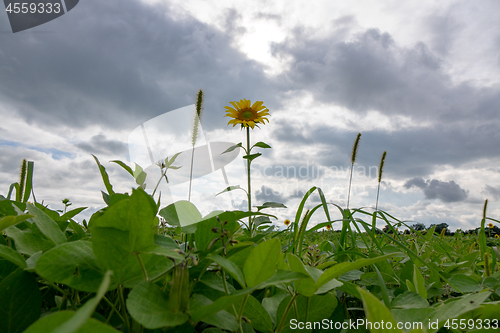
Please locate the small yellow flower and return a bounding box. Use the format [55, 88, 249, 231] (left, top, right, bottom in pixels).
[326, 224, 332, 230]
[496, 234, 499, 239]
[488, 223, 494, 228]
[284, 219, 290, 226]
[225, 99, 270, 129]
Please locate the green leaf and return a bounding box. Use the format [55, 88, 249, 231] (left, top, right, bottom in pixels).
[133, 163, 147, 186]
[207, 253, 246, 287]
[236, 295, 274, 332]
[0, 244, 27, 268]
[243, 238, 281, 287]
[25, 312, 117, 333]
[427, 292, 491, 333]
[111, 160, 134, 176]
[215, 185, 247, 196]
[91, 189, 163, 286]
[154, 234, 180, 250]
[357, 287, 402, 333]
[276, 293, 338, 333]
[413, 266, 427, 300]
[35, 240, 107, 292]
[252, 142, 271, 149]
[243, 153, 261, 162]
[159, 200, 202, 227]
[0, 268, 42, 333]
[189, 294, 239, 331]
[59, 207, 87, 222]
[221, 143, 242, 154]
[141, 245, 185, 261]
[0, 214, 33, 232]
[317, 253, 403, 289]
[92, 154, 115, 196]
[256, 202, 287, 211]
[4, 225, 54, 256]
[27, 203, 67, 246]
[127, 281, 188, 329]
[448, 274, 483, 293]
[390, 291, 429, 309]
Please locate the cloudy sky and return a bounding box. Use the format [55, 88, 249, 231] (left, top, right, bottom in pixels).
[1, 0, 500, 231]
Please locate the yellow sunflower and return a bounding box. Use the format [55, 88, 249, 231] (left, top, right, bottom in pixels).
[225, 99, 270, 129]
[488, 223, 494, 228]
[326, 224, 332, 230]
[496, 234, 499, 239]
[284, 219, 291, 226]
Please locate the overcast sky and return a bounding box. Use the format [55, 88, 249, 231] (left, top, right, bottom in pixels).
[1, 0, 500, 231]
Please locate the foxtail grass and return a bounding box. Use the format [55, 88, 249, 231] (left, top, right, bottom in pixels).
[347, 133, 361, 209]
[188, 89, 204, 201]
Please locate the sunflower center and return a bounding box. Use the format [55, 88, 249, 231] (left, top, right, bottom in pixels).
[241, 109, 255, 120]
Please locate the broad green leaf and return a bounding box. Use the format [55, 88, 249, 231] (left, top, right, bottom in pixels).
[413, 266, 427, 300]
[159, 200, 202, 227]
[127, 281, 188, 329]
[428, 292, 491, 333]
[0, 268, 42, 333]
[243, 153, 262, 161]
[252, 141, 271, 149]
[0, 214, 33, 232]
[207, 253, 246, 287]
[449, 274, 483, 293]
[221, 142, 242, 154]
[51, 271, 112, 333]
[262, 289, 288, 325]
[286, 253, 318, 296]
[0, 259, 18, 284]
[154, 234, 180, 250]
[189, 294, 239, 331]
[317, 253, 403, 288]
[141, 245, 185, 260]
[27, 203, 66, 246]
[0, 244, 27, 268]
[25, 251, 42, 272]
[276, 293, 338, 333]
[256, 202, 287, 211]
[36, 240, 107, 292]
[357, 287, 403, 333]
[390, 291, 429, 309]
[244, 238, 281, 287]
[91, 189, 161, 285]
[24, 312, 117, 333]
[236, 295, 274, 333]
[4, 225, 54, 255]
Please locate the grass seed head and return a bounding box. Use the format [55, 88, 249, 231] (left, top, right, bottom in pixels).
[351, 133, 361, 165]
[378, 151, 387, 183]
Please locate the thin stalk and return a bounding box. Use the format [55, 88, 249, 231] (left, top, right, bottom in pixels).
[275, 293, 298, 333]
[238, 294, 250, 333]
[136, 253, 149, 282]
[188, 147, 195, 201]
[246, 126, 252, 235]
[103, 295, 126, 325]
[347, 133, 361, 210]
[118, 285, 130, 331]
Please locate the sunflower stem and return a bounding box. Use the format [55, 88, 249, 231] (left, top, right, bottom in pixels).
[246, 126, 253, 236]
